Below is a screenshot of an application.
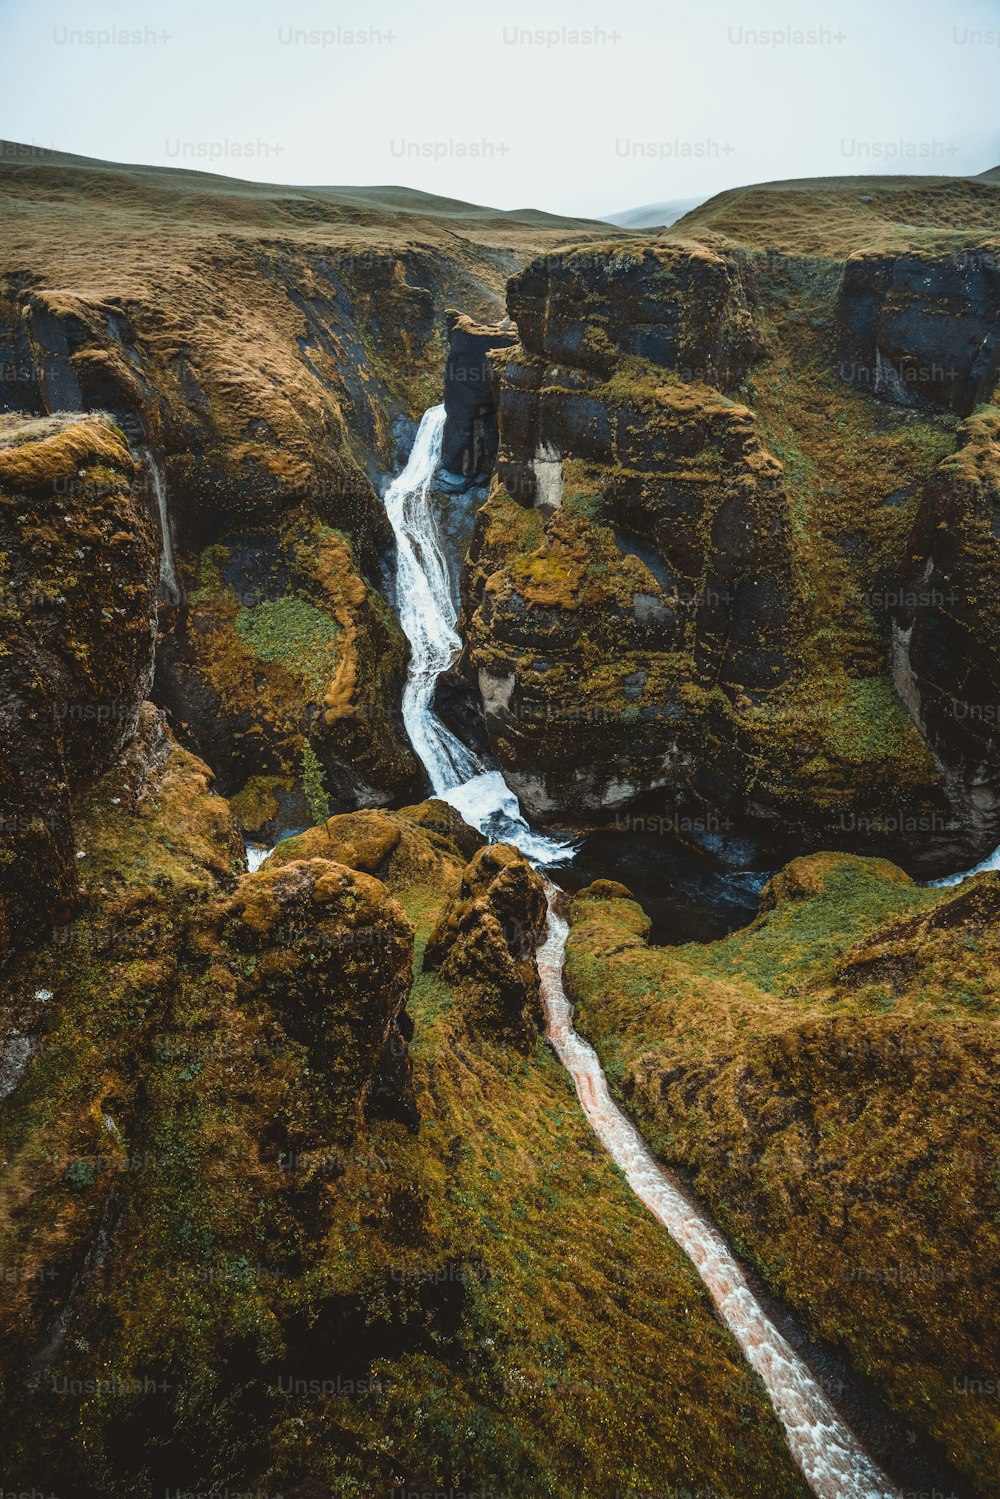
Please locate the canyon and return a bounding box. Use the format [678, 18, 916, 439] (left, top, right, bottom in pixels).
[0, 144, 997, 1499]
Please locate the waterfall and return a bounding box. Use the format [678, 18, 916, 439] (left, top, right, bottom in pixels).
[385, 405, 901, 1499]
[383, 405, 572, 865]
[139, 446, 181, 605]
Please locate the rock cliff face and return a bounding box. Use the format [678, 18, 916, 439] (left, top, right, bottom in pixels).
[0, 150, 615, 837]
[439, 311, 517, 487]
[0, 412, 158, 962]
[838, 247, 1000, 414]
[507, 242, 762, 387]
[220, 855, 418, 1140]
[892, 405, 1000, 853]
[453, 231, 1000, 873]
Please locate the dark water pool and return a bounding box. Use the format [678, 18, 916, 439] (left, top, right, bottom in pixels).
[556, 826, 771, 945]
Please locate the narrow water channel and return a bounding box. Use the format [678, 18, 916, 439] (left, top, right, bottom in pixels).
[381, 403, 906, 1498]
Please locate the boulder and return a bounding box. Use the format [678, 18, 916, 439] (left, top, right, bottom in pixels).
[221, 856, 417, 1141]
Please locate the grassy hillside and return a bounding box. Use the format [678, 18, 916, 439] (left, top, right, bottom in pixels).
[565, 857, 1000, 1494]
[673, 171, 1000, 254]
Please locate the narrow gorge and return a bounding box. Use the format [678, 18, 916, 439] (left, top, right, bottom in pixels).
[0, 144, 996, 1499]
[381, 395, 906, 1499]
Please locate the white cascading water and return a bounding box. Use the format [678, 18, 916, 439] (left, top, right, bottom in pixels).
[931, 842, 1000, 887]
[139, 446, 181, 605]
[384, 405, 571, 866]
[385, 406, 900, 1499]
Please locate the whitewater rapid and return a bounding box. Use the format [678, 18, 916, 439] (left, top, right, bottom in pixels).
[931, 842, 1000, 887]
[384, 406, 900, 1499]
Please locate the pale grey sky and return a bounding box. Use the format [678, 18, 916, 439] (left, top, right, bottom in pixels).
[1, 0, 998, 217]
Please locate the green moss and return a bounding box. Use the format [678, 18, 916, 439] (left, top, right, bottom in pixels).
[228, 775, 284, 832]
[823, 676, 930, 766]
[565, 855, 1000, 1494]
[682, 854, 936, 997]
[235, 595, 341, 700]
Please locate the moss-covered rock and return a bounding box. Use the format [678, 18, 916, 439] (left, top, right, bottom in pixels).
[454, 236, 990, 874]
[0, 734, 808, 1499]
[157, 519, 422, 831]
[424, 843, 548, 1049]
[266, 798, 482, 892]
[838, 246, 1000, 415]
[893, 405, 1000, 858]
[0, 411, 158, 963]
[220, 855, 417, 1142]
[508, 240, 763, 387]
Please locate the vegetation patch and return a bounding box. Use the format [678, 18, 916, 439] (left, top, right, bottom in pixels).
[235, 594, 341, 701]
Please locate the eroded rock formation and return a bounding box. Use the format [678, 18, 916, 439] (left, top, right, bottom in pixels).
[0, 152, 613, 838]
[452, 233, 999, 873]
[424, 842, 548, 1048]
[838, 247, 1000, 414]
[439, 310, 517, 489]
[892, 405, 1000, 855]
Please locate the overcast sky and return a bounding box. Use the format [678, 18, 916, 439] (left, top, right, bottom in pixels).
[1, 0, 998, 218]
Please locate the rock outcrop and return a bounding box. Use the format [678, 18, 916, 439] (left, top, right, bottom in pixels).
[0, 151, 616, 836]
[424, 842, 548, 1048]
[507, 241, 762, 387]
[264, 797, 485, 882]
[221, 856, 418, 1138]
[439, 311, 517, 489]
[153, 520, 423, 837]
[838, 247, 1000, 414]
[891, 405, 1000, 858]
[452, 231, 1000, 873]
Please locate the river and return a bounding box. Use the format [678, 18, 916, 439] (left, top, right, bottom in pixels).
[381, 403, 906, 1499]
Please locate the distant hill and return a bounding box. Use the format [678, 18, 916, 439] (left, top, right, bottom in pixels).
[0, 139, 614, 234]
[600, 196, 708, 229]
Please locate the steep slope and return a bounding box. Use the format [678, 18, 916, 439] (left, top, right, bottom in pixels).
[565, 858, 1000, 1495]
[0, 778, 808, 1496]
